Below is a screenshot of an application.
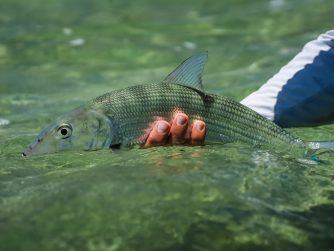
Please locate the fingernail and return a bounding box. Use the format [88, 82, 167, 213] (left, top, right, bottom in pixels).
[157, 122, 169, 134]
[195, 121, 205, 131]
[176, 115, 187, 126]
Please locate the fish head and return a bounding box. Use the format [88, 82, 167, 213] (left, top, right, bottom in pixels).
[22, 106, 113, 156]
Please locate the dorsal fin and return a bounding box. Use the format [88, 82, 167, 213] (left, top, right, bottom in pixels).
[163, 51, 208, 92]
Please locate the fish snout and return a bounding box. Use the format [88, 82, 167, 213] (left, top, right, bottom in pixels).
[22, 144, 34, 157]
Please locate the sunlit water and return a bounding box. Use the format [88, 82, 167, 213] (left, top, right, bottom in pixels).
[1, 0, 334, 250]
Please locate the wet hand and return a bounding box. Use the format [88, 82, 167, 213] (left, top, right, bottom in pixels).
[144, 113, 206, 147]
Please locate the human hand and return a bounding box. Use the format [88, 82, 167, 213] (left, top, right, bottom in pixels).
[144, 113, 206, 148]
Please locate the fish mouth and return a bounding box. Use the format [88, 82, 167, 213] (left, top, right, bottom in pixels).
[22, 144, 34, 157]
[22, 138, 64, 157]
[21, 138, 48, 157]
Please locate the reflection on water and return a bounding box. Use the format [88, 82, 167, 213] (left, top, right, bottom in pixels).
[1, 0, 334, 250]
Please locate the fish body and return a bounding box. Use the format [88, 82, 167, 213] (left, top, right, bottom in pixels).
[92, 82, 303, 148]
[23, 52, 331, 157]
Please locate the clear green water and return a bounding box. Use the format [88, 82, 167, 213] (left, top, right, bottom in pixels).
[1, 0, 334, 250]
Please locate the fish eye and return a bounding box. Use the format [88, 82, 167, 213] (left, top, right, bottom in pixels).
[57, 124, 72, 139]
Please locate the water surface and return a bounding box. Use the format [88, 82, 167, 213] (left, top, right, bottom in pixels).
[1, 0, 334, 250]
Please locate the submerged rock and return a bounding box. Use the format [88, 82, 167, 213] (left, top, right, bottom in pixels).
[0, 118, 10, 126]
[69, 38, 85, 47]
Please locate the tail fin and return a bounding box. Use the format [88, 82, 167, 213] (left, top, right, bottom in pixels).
[301, 140, 334, 164]
[306, 141, 334, 151]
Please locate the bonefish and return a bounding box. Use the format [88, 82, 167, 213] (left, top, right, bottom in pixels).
[22, 52, 334, 156]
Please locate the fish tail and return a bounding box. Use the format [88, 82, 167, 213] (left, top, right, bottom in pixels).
[301, 140, 334, 163]
[306, 140, 334, 151]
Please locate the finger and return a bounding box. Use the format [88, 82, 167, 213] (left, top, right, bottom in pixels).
[144, 121, 171, 148]
[191, 120, 206, 145]
[169, 113, 189, 144]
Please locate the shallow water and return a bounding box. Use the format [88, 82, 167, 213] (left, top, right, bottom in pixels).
[1, 0, 334, 250]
